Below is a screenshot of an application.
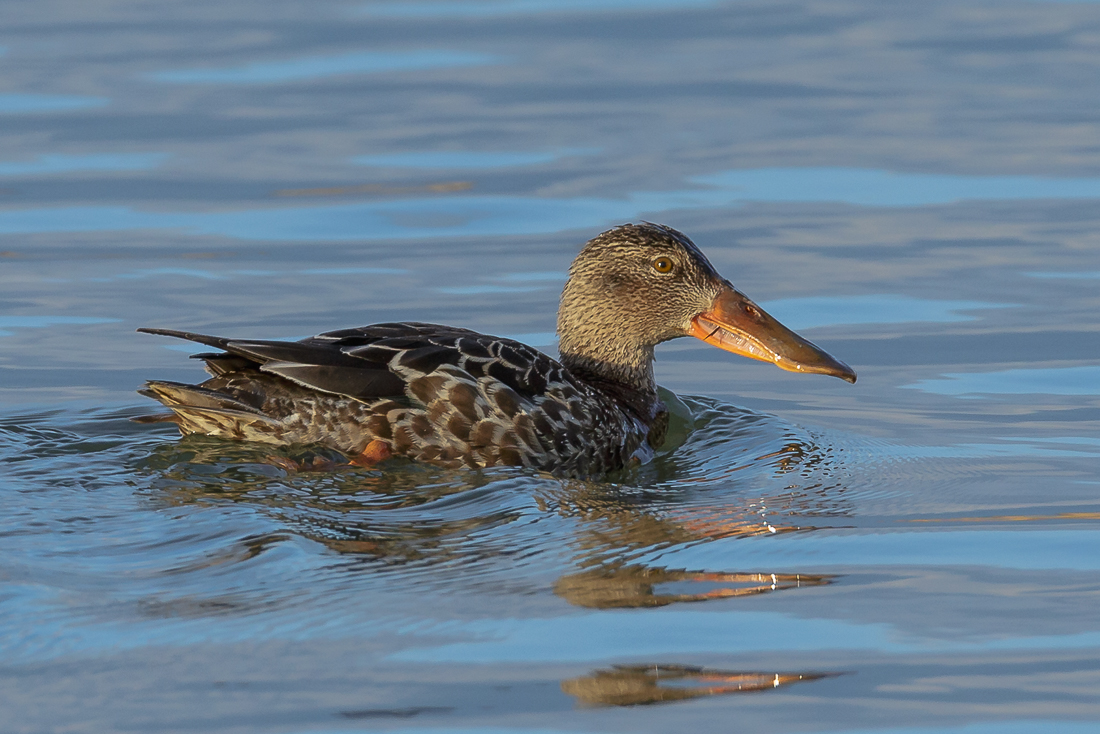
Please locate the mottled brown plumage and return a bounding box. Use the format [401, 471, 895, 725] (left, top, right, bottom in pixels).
[137, 223, 855, 477]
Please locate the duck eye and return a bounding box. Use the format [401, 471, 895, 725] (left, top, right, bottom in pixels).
[652, 257, 674, 274]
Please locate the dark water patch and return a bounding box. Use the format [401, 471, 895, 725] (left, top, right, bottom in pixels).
[340, 705, 453, 719]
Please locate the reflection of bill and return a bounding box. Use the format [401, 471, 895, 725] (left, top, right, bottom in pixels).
[562, 664, 838, 707]
[667, 506, 812, 539]
[554, 565, 833, 609]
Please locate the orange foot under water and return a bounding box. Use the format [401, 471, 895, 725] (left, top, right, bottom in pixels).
[350, 439, 393, 468]
[264, 440, 393, 473]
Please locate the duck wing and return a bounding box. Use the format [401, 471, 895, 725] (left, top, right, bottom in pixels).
[138, 322, 567, 403]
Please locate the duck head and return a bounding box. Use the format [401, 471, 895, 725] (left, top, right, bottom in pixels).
[557, 223, 856, 391]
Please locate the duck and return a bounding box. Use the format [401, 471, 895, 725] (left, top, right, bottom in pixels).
[136, 223, 855, 477]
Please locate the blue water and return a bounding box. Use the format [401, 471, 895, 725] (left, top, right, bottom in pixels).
[696, 167, 1100, 206]
[0, 153, 169, 175]
[354, 150, 594, 169]
[9, 167, 1100, 242]
[0, 93, 109, 113]
[907, 366, 1100, 396]
[150, 51, 497, 84]
[1028, 270, 1100, 279]
[2, 0, 1099, 732]
[762, 295, 1015, 329]
[0, 315, 122, 336]
[359, 0, 724, 17]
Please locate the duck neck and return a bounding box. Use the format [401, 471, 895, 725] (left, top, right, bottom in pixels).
[558, 345, 661, 421]
[556, 266, 664, 421]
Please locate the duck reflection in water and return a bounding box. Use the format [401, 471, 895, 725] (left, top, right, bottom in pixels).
[561, 665, 838, 707]
[554, 565, 832, 609]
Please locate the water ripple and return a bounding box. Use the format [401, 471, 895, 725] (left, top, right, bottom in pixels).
[1, 394, 1092, 662]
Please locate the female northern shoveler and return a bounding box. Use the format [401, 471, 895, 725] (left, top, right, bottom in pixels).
[137, 223, 855, 477]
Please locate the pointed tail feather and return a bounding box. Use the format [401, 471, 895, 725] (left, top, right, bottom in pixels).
[139, 380, 263, 414]
[137, 328, 236, 352]
[136, 380, 282, 440]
